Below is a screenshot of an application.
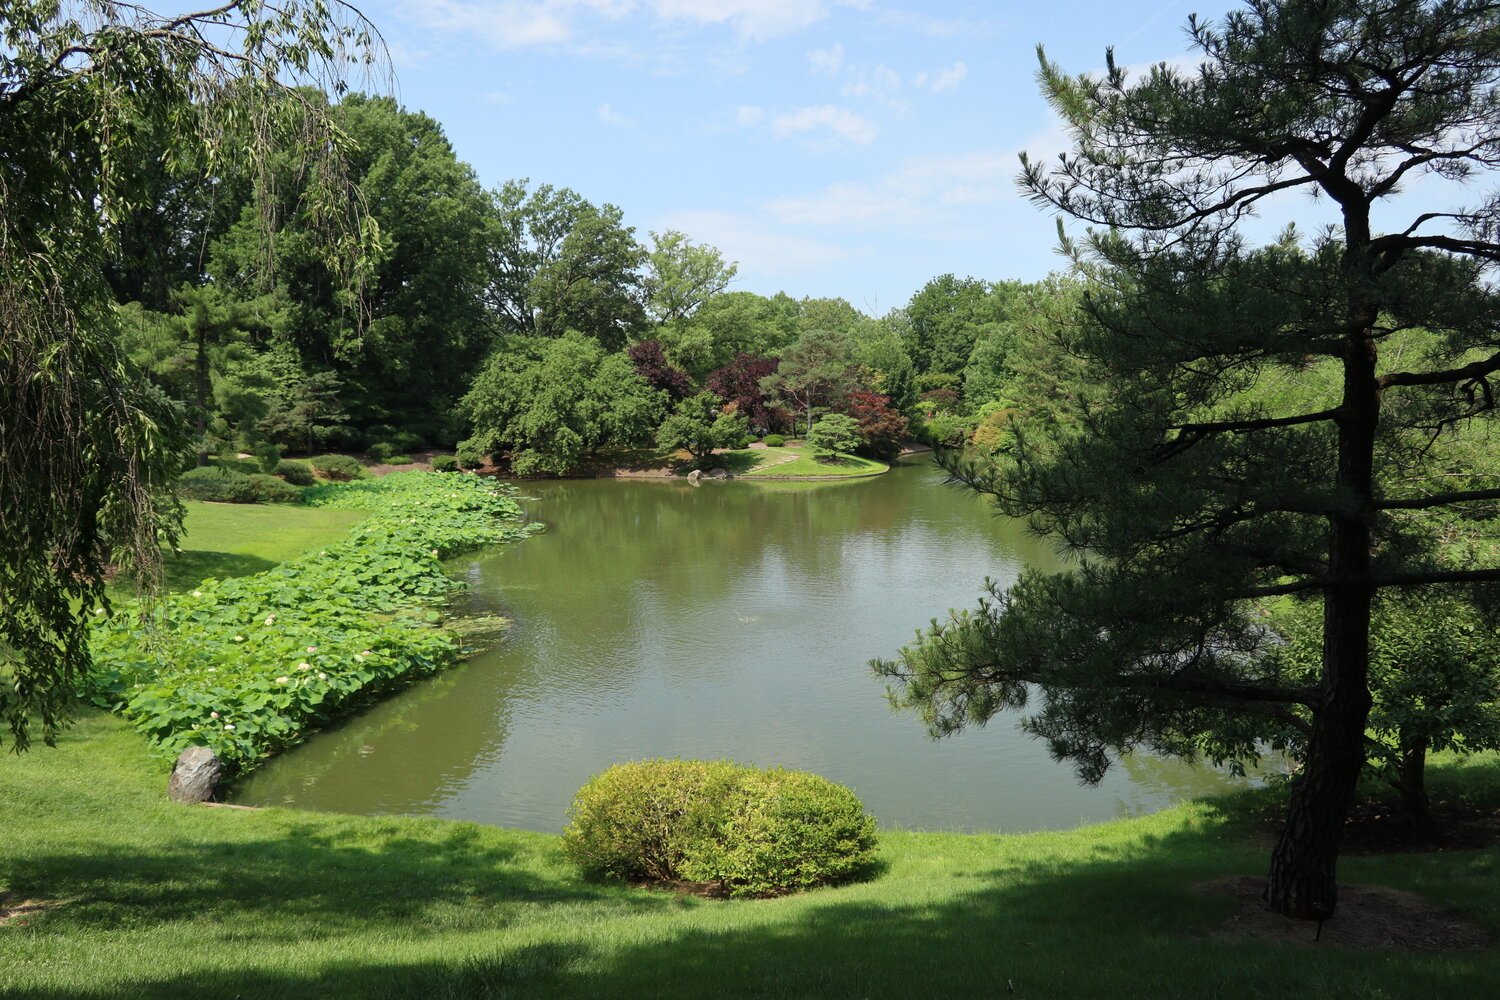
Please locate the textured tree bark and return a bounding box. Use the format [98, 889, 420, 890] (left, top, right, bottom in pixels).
[1266, 234, 1379, 919]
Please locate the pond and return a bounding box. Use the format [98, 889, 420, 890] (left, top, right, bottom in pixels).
[233, 457, 1259, 831]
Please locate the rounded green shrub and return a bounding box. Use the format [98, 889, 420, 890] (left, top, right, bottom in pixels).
[247, 473, 302, 503]
[366, 441, 413, 464]
[274, 459, 315, 486]
[310, 454, 365, 481]
[562, 759, 877, 897]
[762, 434, 785, 448]
[176, 465, 257, 503]
[430, 454, 460, 472]
[455, 445, 488, 470]
[312, 424, 360, 451]
[806, 414, 862, 459]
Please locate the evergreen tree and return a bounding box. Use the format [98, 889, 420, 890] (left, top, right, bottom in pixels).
[877, 0, 1500, 919]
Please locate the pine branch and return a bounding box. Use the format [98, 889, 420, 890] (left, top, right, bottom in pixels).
[1242, 578, 1328, 599]
[1373, 567, 1500, 588]
[1155, 407, 1340, 461]
[1244, 566, 1500, 598]
[1168, 408, 1342, 435]
[1379, 351, 1500, 389]
[1376, 487, 1500, 511]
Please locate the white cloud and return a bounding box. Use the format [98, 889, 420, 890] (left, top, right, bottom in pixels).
[648, 0, 830, 41]
[841, 63, 903, 107]
[924, 61, 967, 93]
[417, 0, 581, 49]
[735, 104, 765, 127]
[762, 125, 1069, 235]
[872, 8, 997, 39]
[654, 209, 866, 276]
[808, 42, 845, 76]
[484, 91, 514, 104]
[597, 102, 636, 126]
[409, 0, 831, 52]
[771, 104, 878, 145]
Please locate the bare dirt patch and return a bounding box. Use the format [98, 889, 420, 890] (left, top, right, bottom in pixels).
[0, 893, 63, 926]
[1195, 876, 1490, 951]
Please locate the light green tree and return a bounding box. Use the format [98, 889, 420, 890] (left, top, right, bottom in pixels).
[805, 414, 862, 460]
[643, 231, 738, 325]
[460, 334, 667, 476]
[655, 393, 749, 465]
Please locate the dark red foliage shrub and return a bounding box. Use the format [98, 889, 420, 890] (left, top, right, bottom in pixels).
[706, 353, 784, 432]
[627, 339, 695, 400]
[844, 390, 908, 459]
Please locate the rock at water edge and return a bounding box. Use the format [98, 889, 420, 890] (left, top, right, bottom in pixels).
[167, 746, 224, 803]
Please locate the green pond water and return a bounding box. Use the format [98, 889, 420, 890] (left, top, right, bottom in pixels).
[234, 457, 1263, 831]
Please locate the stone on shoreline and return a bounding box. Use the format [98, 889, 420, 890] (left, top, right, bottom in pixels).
[167, 746, 223, 803]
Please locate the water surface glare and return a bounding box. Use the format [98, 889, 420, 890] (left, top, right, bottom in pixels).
[234, 459, 1255, 830]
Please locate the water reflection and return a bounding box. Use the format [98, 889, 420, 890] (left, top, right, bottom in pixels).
[235, 459, 1255, 832]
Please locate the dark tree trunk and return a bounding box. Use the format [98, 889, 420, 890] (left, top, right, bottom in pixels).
[1266, 219, 1380, 919]
[1395, 739, 1432, 825]
[1264, 662, 1371, 917]
[195, 324, 209, 467]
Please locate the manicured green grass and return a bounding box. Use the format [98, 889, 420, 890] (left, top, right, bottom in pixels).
[737, 448, 889, 478]
[145, 501, 369, 595]
[4, 712, 1498, 999]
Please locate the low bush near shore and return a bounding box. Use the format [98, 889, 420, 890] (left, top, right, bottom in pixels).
[563, 758, 878, 897]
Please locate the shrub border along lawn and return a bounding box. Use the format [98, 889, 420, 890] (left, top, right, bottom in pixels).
[82, 472, 540, 774]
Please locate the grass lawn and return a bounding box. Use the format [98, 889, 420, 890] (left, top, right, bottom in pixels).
[736, 447, 889, 478]
[3, 711, 1498, 999]
[117, 501, 369, 597]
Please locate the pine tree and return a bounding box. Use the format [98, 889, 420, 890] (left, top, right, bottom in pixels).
[878, 0, 1500, 918]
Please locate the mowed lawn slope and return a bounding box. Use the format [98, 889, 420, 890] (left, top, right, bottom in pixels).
[3, 711, 1499, 999]
[124, 501, 369, 596]
[16, 498, 1500, 999]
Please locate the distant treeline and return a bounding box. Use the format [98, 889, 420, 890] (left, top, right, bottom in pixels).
[106, 91, 1068, 474]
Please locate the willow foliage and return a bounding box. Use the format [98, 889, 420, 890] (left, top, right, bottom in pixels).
[0, 0, 383, 750]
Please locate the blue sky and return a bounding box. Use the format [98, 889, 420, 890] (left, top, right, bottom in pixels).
[356, 1, 1235, 313]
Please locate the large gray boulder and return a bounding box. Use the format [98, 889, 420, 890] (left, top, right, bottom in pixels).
[167, 746, 223, 803]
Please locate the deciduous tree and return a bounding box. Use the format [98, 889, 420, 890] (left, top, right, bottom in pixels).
[655, 393, 748, 464]
[460, 334, 666, 476]
[642, 230, 737, 325]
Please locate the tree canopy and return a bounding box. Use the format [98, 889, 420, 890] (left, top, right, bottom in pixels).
[877, 0, 1500, 919]
[0, 0, 381, 751]
[459, 333, 667, 476]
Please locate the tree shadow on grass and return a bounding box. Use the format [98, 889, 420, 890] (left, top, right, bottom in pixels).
[716, 450, 770, 475]
[7, 818, 663, 944]
[161, 550, 279, 590]
[10, 801, 1498, 1000]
